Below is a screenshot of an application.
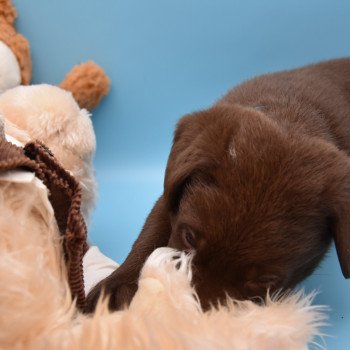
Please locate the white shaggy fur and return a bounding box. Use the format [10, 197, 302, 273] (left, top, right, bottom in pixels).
[0, 184, 327, 350]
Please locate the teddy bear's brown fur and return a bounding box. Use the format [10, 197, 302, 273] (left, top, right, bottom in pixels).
[60, 61, 111, 111]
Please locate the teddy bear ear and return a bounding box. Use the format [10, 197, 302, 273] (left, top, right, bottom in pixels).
[0, 0, 17, 25]
[59, 61, 111, 111]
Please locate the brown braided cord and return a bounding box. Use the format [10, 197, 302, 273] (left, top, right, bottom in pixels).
[0, 138, 37, 171]
[24, 142, 88, 311]
[0, 138, 88, 311]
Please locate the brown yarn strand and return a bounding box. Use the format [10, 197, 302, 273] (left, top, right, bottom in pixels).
[0, 138, 88, 311]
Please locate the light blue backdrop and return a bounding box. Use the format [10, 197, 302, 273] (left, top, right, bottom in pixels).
[13, 0, 350, 348]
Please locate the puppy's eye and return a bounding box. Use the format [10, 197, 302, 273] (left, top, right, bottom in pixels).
[244, 275, 279, 293]
[257, 275, 279, 288]
[181, 226, 197, 250]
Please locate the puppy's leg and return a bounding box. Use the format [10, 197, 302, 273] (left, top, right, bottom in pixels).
[85, 195, 171, 312]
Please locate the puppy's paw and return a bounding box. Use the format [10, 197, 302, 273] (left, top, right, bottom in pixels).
[84, 275, 138, 313]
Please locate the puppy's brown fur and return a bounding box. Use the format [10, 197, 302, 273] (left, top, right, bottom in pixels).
[86, 58, 350, 312]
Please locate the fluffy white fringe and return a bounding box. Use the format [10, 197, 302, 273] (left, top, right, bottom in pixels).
[0, 180, 327, 349]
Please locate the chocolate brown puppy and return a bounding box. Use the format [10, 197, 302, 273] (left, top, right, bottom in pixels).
[86, 58, 350, 312]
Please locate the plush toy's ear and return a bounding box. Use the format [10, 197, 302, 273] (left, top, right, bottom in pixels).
[59, 61, 110, 110]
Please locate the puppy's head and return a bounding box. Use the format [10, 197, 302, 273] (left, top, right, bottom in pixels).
[164, 105, 350, 309]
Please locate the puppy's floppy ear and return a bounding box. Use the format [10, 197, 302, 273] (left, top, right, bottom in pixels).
[328, 178, 350, 278]
[326, 155, 350, 278]
[164, 116, 216, 213]
[332, 208, 350, 278]
[163, 107, 238, 213]
[164, 142, 214, 213]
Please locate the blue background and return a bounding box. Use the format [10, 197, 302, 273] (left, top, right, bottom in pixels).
[13, 0, 350, 348]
